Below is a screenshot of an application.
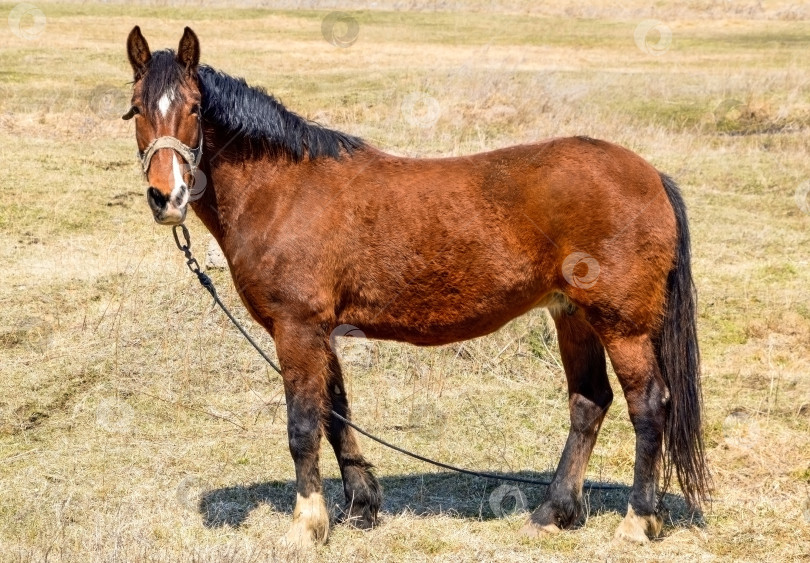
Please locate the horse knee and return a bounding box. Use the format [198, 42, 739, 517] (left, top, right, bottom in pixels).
[286, 399, 323, 459]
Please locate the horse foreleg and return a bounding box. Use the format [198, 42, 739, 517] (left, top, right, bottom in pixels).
[274, 322, 331, 547]
[605, 334, 666, 544]
[521, 311, 612, 537]
[324, 353, 382, 529]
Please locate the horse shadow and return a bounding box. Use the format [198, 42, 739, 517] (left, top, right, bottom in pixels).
[198, 471, 704, 532]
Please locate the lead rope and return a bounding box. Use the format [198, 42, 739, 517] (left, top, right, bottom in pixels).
[172, 224, 626, 492]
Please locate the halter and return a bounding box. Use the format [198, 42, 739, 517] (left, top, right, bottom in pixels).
[137, 126, 203, 176]
[123, 104, 204, 175]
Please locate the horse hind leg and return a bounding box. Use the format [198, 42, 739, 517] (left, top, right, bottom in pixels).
[520, 309, 612, 537]
[323, 352, 382, 529]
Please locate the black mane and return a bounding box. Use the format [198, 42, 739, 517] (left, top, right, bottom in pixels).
[197, 64, 364, 162]
[141, 50, 364, 162]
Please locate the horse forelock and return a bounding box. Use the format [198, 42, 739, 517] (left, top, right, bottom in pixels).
[139, 49, 189, 116]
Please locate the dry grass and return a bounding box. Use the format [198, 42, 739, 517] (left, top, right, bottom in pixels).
[1, 1, 809, 561]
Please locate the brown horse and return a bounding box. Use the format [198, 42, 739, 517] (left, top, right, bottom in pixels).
[124, 26, 710, 546]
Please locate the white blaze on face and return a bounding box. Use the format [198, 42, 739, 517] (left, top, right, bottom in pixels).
[158, 89, 175, 118]
[170, 154, 189, 208]
[154, 87, 188, 214]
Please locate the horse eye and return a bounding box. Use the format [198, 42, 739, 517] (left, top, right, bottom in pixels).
[191, 103, 201, 116]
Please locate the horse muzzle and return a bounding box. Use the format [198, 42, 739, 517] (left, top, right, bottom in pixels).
[147, 185, 188, 225]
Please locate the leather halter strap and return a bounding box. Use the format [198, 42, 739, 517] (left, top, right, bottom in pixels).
[138, 129, 203, 175]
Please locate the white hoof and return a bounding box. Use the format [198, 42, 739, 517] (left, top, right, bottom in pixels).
[279, 492, 329, 548]
[614, 504, 662, 544]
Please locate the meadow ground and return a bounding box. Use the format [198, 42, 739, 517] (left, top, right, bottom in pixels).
[0, 1, 809, 561]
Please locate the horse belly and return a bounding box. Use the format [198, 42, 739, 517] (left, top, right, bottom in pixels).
[355, 292, 555, 345]
[340, 246, 558, 345]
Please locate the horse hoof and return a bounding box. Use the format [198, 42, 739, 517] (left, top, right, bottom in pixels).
[613, 504, 662, 544]
[279, 525, 317, 549]
[341, 508, 377, 530]
[280, 492, 330, 548]
[519, 520, 560, 538]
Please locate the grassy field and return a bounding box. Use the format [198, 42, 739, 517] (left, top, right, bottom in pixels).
[1, 1, 809, 561]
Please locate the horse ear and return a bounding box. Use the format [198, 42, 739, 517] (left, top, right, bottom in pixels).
[177, 27, 200, 72]
[126, 26, 151, 79]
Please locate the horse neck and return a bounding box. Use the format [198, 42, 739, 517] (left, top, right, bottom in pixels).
[188, 123, 372, 251]
[187, 171, 223, 242]
[188, 125, 223, 243]
[189, 124, 287, 248]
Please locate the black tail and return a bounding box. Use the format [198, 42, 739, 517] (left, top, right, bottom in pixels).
[656, 173, 712, 509]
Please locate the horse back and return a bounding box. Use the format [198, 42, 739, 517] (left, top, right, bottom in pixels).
[225, 136, 675, 344]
